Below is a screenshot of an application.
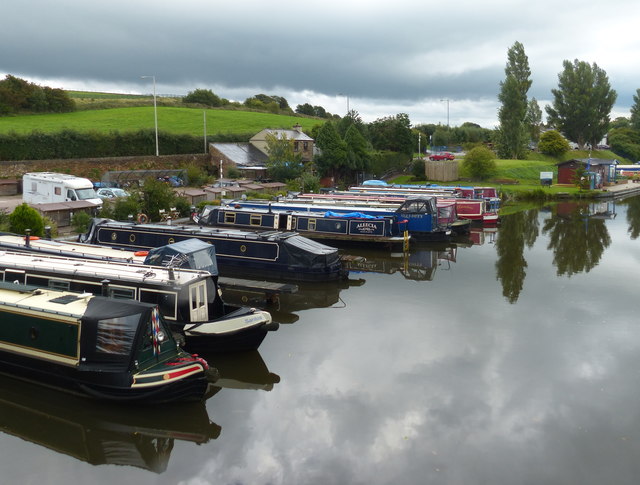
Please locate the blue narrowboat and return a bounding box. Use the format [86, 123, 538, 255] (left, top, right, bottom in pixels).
[193, 204, 410, 250]
[228, 196, 451, 241]
[79, 218, 347, 283]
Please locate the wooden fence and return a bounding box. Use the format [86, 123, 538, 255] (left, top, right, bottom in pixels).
[425, 160, 459, 182]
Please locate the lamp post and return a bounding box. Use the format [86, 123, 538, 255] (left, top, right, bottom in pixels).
[440, 98, 450, 149]
[141, 76, 159, 156]
[339, 92, 350, 114]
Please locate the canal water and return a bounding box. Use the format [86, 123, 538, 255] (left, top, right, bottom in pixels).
[2, 195, 640, 484]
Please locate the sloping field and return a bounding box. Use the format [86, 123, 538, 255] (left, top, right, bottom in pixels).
[0, 107, 323, 136]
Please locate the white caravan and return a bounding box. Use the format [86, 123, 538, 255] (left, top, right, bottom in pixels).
[22, 172, 102, 207]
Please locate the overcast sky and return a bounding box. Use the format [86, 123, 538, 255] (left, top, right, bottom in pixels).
[3, 0, 640, 128]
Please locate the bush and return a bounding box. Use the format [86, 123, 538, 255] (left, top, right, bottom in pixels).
[538, 130, 570, 157]
[410, 159, 426, 180]
[9, 203, 45, 236]
[70, 211, 92, 233]
[462, 147, 497, 181]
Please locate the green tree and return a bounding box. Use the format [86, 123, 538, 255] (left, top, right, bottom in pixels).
[496, 41, 532, 159]
[462, 146, 497, 180]
[538, 129, 570, 157]
[314, 121, 349, 180]
[344, 124, 371, 172]
[265, 132, 304, 181]
[525, 97, 543, 145]
[9, 203, 45, 237]
[183, 89, 222, 107]
[368, 113, 414, 154]
[546, 59, 617, 149]
[630, 89, 640, 130]
[608, 127, 640, 161]
[138, 178, 179, 222]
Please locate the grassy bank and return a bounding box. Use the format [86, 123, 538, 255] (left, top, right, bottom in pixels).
[0, 106, 323, 136]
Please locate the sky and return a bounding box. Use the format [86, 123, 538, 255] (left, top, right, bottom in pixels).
[3, 0, 640, 129]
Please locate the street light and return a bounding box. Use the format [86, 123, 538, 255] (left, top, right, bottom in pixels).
[339, 92, 350, 114]
[440, 98, 450, 149]
[141, 75, 159, 156]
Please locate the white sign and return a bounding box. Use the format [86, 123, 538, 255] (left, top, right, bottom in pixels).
[540, 172, 553, 180]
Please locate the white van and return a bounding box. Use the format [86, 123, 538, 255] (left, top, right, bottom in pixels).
[22, 172, 102, 207]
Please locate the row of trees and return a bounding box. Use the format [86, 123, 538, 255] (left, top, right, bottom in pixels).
[497, 41, 617, 159]
[182, 88, 339, 119]
[0, 75, 76, 116]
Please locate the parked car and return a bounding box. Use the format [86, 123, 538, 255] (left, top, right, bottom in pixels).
[429, 152, 455, 161]
[96, 187, 130, 199]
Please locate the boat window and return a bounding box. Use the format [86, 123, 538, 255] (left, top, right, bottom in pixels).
[250, 214, 262, 226]
[140, 289, 177, 320]
[48, 279, 71, 291]
[95, 313, 140, 355]
[224, 212, 236, 224]
[109, 287, 135, 300]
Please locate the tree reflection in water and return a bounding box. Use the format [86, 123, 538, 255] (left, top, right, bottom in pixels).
[623, 196, 640, 239]
[543, 204, 611, 276]
[495, 209, 540, 304]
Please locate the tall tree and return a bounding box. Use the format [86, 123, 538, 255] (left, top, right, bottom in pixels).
[546, 59, 617, 149]
[497, 41, 532, 159]
[368, 113, 413, 154]
[525, 97, 543, 145]
[630, 88, 640, 131]
[265, 132, 303, 181]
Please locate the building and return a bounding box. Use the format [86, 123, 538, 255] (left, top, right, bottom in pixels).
[209, 124, 315, 179]
[557, 158, 618, 189]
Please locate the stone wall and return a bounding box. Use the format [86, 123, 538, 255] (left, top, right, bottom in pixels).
[0, 153, 212, 181]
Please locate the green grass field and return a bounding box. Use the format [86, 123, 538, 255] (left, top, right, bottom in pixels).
[0, 106, 324, 135]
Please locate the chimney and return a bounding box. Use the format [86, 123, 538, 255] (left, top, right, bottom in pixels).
[293, 123, 302, 133]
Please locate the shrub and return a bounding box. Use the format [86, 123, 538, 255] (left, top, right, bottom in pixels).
[9, 203, 45, 236]
[70, 211, 92, 233]
[538, 130, 570, 157]
[462, 146, 497, 181]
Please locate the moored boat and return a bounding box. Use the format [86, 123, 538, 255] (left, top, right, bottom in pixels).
[0, 245, 276, 353]
[0, 282, 213, 402]
[226, 196, 452, 241]
[78, 218, 347, 283]
[194, 204, 410, 250]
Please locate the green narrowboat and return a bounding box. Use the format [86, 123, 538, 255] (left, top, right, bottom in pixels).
[0, 282, 213, 403]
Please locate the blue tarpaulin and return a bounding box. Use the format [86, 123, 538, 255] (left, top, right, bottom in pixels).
[324, 211, 383, 219]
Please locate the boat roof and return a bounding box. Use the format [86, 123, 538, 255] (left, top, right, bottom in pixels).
[0, 282, 92, 319]
[0, 250, 210, 286]
[0, 234, 146, 262]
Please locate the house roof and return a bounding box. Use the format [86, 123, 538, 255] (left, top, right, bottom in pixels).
[210, 143, 269, 167]
[251, 128, 314, 142]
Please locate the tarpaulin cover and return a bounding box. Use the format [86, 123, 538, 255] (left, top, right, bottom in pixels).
[324, 211, 383, 219]
[144, 238, 219, 276]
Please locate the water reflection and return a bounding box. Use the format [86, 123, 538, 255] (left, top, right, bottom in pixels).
[0, 373, 219, 474]
[201, 350, 281, 394]
[543, 203, 611, 277]
[495, 209, 540, 303]
[222, 279, 366, 324]
[621, 195, 640, 238]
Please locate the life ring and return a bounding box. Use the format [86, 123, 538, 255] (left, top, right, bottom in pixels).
[23, 236, 40, 240]
[134, 251, 149, 257]
[136, 213, 149, 224]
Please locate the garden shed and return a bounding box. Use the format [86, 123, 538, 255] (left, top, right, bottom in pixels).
[556, 158, 618, 189]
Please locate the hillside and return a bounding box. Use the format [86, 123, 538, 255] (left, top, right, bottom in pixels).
[0, 91, 325, 136]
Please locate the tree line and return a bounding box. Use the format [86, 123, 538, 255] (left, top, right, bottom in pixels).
[0, 75, 75, 115]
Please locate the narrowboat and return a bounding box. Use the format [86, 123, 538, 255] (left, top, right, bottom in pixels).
[226, 196, 452, 241]
[79, 218, 347, 283]
[0, 282, 212, 402]
[0, 246, 276, 353]
[193, 204, 410, 250]
[294, 190, 497, 225]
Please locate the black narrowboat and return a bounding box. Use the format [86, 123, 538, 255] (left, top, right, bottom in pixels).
[79, 218, 347, 282]
[0, 282, 212, 402]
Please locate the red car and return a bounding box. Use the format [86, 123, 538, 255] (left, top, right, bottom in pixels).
[429, 152, 455, 161]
